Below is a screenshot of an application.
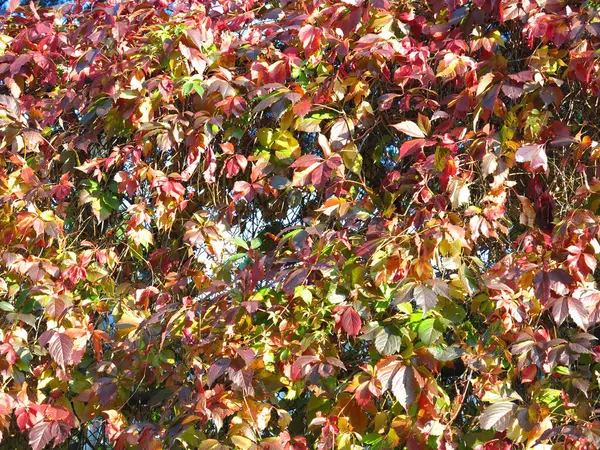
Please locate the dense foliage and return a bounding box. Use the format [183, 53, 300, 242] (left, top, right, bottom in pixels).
[2, 0, 600, 448]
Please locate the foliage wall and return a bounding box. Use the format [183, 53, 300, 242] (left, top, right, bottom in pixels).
[2, 0, 600, 449]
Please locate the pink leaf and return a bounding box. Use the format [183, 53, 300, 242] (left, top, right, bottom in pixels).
[290, 154, 322, 169]
[48, 333, 73, 369]
[568, 297, 589, 330]
[515, 144, 548, 173]
[291, 355, 320, 381]
[28, 421, 53, 450]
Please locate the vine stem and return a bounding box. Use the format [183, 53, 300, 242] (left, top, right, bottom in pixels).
[447, 367, 473, 426]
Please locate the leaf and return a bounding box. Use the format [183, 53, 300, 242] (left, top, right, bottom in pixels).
[378, 94, 400, 110]
[391, 121, 426, 138]
[568, 296, 589, 330]
[291, 355, 320, 381]
[448, 178, 470, 209]
[48, 333, 74, 369]
[363, 433, 383, 445]
[28, 421, 54, 450]
[476, 72, 496, 97]
[502, 83, 523, 99]
[479, 401, 516, 431]
[341, 307, 362, 337]
[330, 119, 352, 150]
[0, 301, 14, 312]
[231, 436, 255, 450]
[377, 362, 418, 409]
[515, 144, 548, 173]
[551, 297, 569, 326]
[208, 358, 230, 386]
[375, 327, 402, 355]
[298, 25, 322, 57]
[197, 440, 230, 450]
[398, 139, 429, 160]
[269, 176, 291, 189]
[428, 345, 464, 362]
[417, 318, 443, 346]
[229, 367, 254, 396]
[45, 295, 70, 319]
[341, 143, 362, 174]
[413, 284, 438, 312]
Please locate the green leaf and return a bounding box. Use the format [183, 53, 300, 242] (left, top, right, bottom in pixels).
[417, 318, 444, 346]
[375, 327, 402, 355]
[231, 237, 249, 250]
[0, 301, 14, 312]
[101, 193, 120, 210]
[182, 81, 194, 95]
[441, 302, 467, 324]
[257, 128, 275, 148]
[160, 349, 176, 364]
[308, 111, 337, 120]
[119, 90, 139, 99]
[428, 345, 463, 362]
[363, 434, 383, 445]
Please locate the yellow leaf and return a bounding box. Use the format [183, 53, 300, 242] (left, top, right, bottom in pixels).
[230, 436, 255, 450]
[138, 97, 152, 123]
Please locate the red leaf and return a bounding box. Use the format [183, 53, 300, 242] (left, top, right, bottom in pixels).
[0, 343, 17, 365]
[45, 295, 68, 319]
[290, 154, 322, 169]
[378, 94, 400, 110]
[293, 98, 312, 118]
[48, 421, 73, 448]
[341, 307, 362, 337]
[398, 139, 431, 159]
[298, 25, 322, 57]
[354, 381, 371, 406]
[92, 330, 110, 362]
[39, 330, 56, 347]
[10, 55, 31, 76]
[521, 365, 537, 384]
[550, 297, 569, 326]
[501, 83, 523, 99]
[0, 393, 15, 415]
